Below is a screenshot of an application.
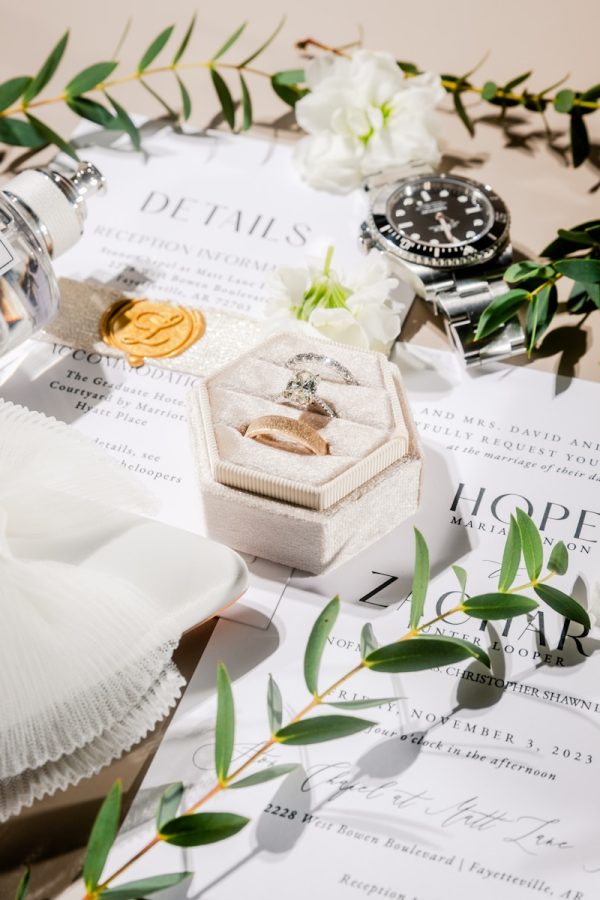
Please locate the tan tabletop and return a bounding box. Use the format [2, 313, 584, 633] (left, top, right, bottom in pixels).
[1, 0, 598, 896]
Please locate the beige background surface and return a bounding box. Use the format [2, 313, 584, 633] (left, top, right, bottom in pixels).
[0, 1, 598, 896]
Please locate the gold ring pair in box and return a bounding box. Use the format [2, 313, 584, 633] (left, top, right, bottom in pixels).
[244, 353, 359, 456]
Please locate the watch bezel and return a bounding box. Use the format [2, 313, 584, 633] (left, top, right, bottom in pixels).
[367, 172, 510, 269]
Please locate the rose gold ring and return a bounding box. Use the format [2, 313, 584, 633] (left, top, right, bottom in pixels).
[244, 415, 329, 456]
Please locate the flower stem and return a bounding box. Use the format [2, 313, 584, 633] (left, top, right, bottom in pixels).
[507, 571, 555, 594]
[323, 245, 335, 277]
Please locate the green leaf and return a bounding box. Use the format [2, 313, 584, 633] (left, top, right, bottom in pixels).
[175, 75, 192, 120]
[270, 72, 308, 107]
[155, 782, 183, 832]
[14, 868, 30, 900]
[267, 674, 283, 734]
[570, 111, 590, 167]
[498, 515, 521, 591]
[275, 715, 374, 745]
[65, 61, 117, 97]
[272, 68, 306, 86]
[360, 623, 378, 659]
[397, 60, 419, 75]
[229, 763, 298, 789]
[160, 812, 249, 847]
[0, 116, 48, 148]
[554, 257, 600, 283]
[0, 77, 32, 112]
[212, 22, 247, 61]
[526, 284, 557, 352]
[22, 31, 69, 103]
[409, 528, 429, 630]
[505, 70, 532, 92]
[542, 219, 600, 258]
[239, 73, 252, 131]
[326, 697, 399, 710]
[101, 872, 192, 899]
[453, 87, 475, 137]
[239, 16, 286, 68]
[304, 596, 339, 696]
[172, 15, 196, 65]
[366, 634, 490, 672]
[451, 564, 467, 600]
[25, 113, 78, 159]
[548, 541, 569, 576]
[554, 89, 576, 113]
[481, 81, 497, 101]
[581, 83, 600, 102]
[104, 93, 141, 149]
[474, 289, 529, 341]
[66, 96, 116, 127]
[138, 25, 174, 73]
[215, 662, 234, 784]
[505, 260, 547, 283]
[140, 78, 178, 120]
[557, 227, 600, 248]
[534, 584, 590, 630]
[210, 68, 235, 129]
[462, 592, 538, 620]
[83, 780, 122, 892]
[516, 508, 543, 582]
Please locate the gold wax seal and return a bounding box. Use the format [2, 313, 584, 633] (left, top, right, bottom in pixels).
[99, 297, 205, 368]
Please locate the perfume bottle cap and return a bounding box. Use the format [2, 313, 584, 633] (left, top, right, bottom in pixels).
[2, 161, 105, 258]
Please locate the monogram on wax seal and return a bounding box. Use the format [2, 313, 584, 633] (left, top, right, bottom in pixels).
[99, 297, 206, 368]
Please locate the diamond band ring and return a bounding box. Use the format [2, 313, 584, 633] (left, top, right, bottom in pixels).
[278, 369, 337, 418]
[245, 415, 329, 456]
[285, 353, 358, 386]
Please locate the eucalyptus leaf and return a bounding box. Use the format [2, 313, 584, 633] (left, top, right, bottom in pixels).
[160, 812, 249, 847]
[516, 508, 543, 582]
[365, 634, 490, 672]
[176, 75, 192, 120]
[0, 77, 32, 112]
[360, 623, 378, 659]
[0, 117, 47, 148]
[104, 93, 141, 149]
[481, 81, 497, 101]
[326, 697, 399, 710]
[554, 89, 576, 113]
[409, 528, 429, 630]
[172, 15, 196, 65]
[275, 715, 374, 745]
[505, 70, 532, 92]
[557, 227, 600, 248]
[239, 16, 286, 68]
[215, 662, 234, 784]
[156, 782, 183, 832]
[83, 779, 122, 892]
[272, 69, 306, 86]
[212, 22, 247, 61]
[25, 113, 78, 159]
[267, 674, 283, 734]
[22, 31, 69, 103]
[239, 73, 252, 131]
[462, 592, 538, 620]
[581, 83, 600, 102]
[138, 25, 174, 73]
[498, 515, 521, 591]
[554, 257, 600, 283]
[542, 219, 600, 258]
[526, 284, 557, 352]
[65, 62, 117, 97]
[474, 289, 529, 341]
[534, 584, 590, 630]
[67, 96, 116, 127]
[304, 595, 340, 696]
[229, 763, 298, 789]
[548, 541, 569, 575]
[14, 868, 29, 900]
[451, 564, 467, 600]
[210, 68, 235, 129]
[101, 872, 192, 899]
[140, 78, 178, 119]
[570, 111, 590, 167]
[397, 60, 419, 75]
[505, 260, 546, 283]
[453, 87, 475, 137]
[270, 73, 308, 107]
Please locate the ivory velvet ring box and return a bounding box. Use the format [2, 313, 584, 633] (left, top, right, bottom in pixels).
[188, 333, 423, 574]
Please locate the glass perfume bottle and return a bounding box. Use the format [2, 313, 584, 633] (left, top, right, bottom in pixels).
[0, 161, 105, 363]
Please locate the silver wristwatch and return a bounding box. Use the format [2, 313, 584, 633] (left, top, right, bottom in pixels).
[360, 163, 526, 365]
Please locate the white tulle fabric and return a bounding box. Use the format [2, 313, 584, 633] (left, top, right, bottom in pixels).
[0, 401, 186, 822]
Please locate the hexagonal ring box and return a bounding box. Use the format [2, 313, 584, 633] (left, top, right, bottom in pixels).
[187, 333, 423, 574]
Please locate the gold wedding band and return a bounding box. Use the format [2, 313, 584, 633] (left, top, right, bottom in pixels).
[244, 415, 329, 456]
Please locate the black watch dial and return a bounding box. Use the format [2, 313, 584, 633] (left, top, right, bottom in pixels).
[370, 173, 510, 269]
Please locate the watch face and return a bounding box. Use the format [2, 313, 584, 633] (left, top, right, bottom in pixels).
[370, 174, 510, 269]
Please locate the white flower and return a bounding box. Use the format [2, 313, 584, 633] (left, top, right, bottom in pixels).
[294, 50, 445, 193]
[266, 247, 402, 355]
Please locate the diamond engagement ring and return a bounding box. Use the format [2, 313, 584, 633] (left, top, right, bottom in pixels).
[285, 353, 359, 386]
[278, 369, 337, 418]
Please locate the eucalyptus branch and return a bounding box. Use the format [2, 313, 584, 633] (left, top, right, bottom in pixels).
[475, 219, 600, 353]
[13, 510, 586, 900]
